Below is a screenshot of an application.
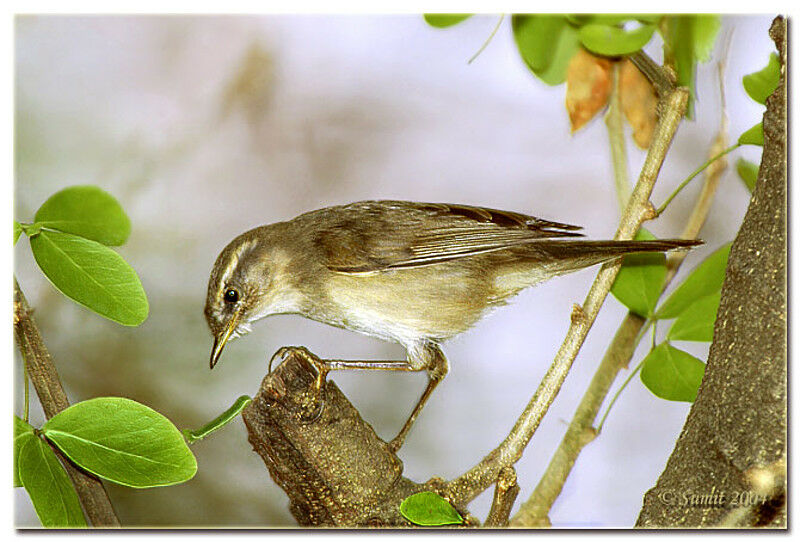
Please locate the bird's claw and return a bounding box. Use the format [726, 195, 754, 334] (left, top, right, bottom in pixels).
[269, 345, 316, 374]
[268, 346, 329, 410]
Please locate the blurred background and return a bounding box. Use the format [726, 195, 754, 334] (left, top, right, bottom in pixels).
[14, 14, 771, 527]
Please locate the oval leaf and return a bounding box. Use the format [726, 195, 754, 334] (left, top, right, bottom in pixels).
[14, 220, 22, 245]
[743, 53, 780, 105]
[736, 157, 759, 192]
[14, 416, 36, 487]
[34, 185, 131, 246]
[640, 343, 706, 402]
[655, 243, 731, 319]
[668, 291, 722, 342]
[512, 15, 580, 86]
[578, 22, 656, 56]
[610, 229, 667, 318]
[423, 14, 472, 28]
[30, 230, 148, 326]
[43, 397, 197, 488]
[400, 491, 463, 526]
[18, 436, 87, 527]
[738, 122, 764, 146]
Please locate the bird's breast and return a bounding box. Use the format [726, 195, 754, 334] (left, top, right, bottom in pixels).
[318, 264, 493, 345]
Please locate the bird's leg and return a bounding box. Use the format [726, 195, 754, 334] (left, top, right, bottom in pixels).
[268, 343, 449, 452]
[388, 344, 449, 453]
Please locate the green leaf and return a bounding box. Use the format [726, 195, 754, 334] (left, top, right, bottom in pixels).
[578, 22, 656, 56]
[569, 14, 663, 26]
[664, 15, 721, 118]
[34, 185, 131, 246]
[30, 230, 148, 326]
[736, 157, 759, 192]
[14, 221, 22, 245]
[738, 122, 764, 146]
[667, 291, 722, 342]
[42, 397, 197, 488]
[512, 15, 580, 86]
[183, 395, 252, 443]
[14, 416, 36, 487]
[640, 343, 706, 402]
[18, 435, 87, 527]
[610, 229, 667, 318]
[655, 243, 731, 319]
[690, 15, 721, 62]
[423, 14, 472, 28]
[400, 491, 464, 526]
[743, 53, 780, 105]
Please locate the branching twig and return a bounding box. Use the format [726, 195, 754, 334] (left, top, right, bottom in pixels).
[511, 49, 733, 527]
[14, 279, 120, 527]
[445, 76, 688, 506]
[629, 50, 675, 98]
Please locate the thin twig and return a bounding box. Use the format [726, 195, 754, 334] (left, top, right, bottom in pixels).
[14, 279, 120, 527]
[511, 49, 733, 526]
[656, 143, 740, 215]
[605, 61, 632, 213]
[468, 15, 504, 65]
[445, 84, 689, 507]
[484, 466, 520, 528]
[629, 50, 674, 97]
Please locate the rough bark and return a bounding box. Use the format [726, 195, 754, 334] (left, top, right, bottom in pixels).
[636, 16, 786, 528]
[241, 351, 479, 527]
[14, 280, 121, 528]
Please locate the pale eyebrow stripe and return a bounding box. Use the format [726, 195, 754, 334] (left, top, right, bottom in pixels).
[220, 238, 259, 286]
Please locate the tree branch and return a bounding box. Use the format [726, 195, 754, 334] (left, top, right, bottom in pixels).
[445, 84, 689, 507]
[241, 350, 482, 527]
[484, 467, 520, 528]
[14, 279, 120, 527]
[511, 45, 733, 528]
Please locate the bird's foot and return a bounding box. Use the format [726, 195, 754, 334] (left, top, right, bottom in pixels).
[269, 346, 328, 421]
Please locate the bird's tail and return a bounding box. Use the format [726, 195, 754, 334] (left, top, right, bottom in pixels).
[495, 238, 702, 295]
[529, 238, 701, 273]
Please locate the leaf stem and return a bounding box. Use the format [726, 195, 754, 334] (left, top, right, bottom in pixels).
[182, 395, 252, 443]
[656, 143, 741, 215]
[596, 357, 646, 434]
[468, 14, 504, 64]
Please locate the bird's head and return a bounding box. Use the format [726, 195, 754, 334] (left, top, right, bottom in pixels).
[205, 228, 281, 369]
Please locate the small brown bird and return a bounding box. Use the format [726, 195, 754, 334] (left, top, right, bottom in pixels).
[205, 201, 699, 451]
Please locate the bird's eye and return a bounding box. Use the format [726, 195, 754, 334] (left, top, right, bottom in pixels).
[223, 288, 239, 303]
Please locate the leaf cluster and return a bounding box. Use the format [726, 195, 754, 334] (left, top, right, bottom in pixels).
[15, 398, 197, 527]
[611, 242, 731, 402]
[424, 14, 720, 116]
[15, 186, 148, 326]
[736, 51, 781, 189]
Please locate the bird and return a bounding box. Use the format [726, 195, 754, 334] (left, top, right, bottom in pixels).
[204, 200, 700, 451]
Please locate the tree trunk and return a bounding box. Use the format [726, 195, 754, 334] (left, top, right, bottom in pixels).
[636, 16, 787, 528]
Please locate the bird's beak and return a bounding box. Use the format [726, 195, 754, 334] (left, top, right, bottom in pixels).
[210, 311, 240, 369]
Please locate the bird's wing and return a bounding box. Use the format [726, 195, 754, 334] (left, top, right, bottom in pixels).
[318, 201, 584, 273]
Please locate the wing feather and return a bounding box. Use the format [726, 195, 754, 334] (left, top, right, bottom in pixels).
[318, 201, 584, 273]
